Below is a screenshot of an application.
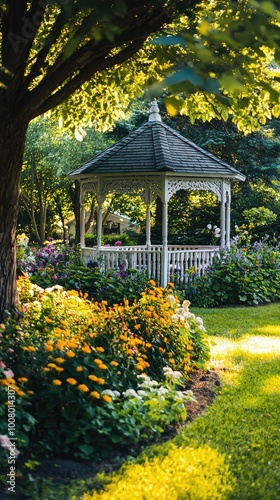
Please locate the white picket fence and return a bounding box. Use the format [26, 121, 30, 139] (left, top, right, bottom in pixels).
[81, 245, 219, 285]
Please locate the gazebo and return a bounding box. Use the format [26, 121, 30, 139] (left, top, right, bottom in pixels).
[68, 102, 245, 287]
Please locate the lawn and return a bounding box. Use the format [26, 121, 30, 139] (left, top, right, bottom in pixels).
[76, 303, 280, 500]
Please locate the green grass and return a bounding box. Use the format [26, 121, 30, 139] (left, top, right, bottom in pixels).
[76, 303, 280, 500]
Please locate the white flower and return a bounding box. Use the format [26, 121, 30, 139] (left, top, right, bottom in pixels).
[101, 390, 118, 399]
[123, 389, 138, 398]
[137, 390, 146, 397]
[158, 387, 169, 395]
[182, 300, 191, 309]
[166, 295, 177, 304]
[139, 379, 159, 388]
[164, 370, 183, 380]
[195, 317, 204, 326]
[137, 373, 148, 379]
[207, 224, 212, 230]
[163, 366, 172, 373]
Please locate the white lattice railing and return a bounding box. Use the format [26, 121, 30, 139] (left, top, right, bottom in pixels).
[81, 245, 219, 284]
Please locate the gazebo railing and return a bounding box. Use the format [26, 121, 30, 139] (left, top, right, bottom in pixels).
[81, 245, 219, 285]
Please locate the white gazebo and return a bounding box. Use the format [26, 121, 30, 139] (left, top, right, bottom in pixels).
[68, 102, 245, 287]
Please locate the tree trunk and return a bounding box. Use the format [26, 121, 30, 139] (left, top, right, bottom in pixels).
[0, 118, 28, 322]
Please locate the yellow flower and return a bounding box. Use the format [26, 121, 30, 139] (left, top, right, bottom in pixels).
[27, 390, 34, 395]
[17, 390, 25, 397]
[134, 324, 141, 330]
[17, 377, 28, 383]
[54, 366, 64, 372]
[77, 384, 89, 393]
[102, 394, 112, 403]
[76, 366, 83, 372]
[110, 361, 119, 367]
[90, 391, 100, 399]
[149, 279, 156, 286]
[66, 350, 75, 358]
[99, 364, 108, 370]
[66, 378, 77, 385]
[136, 364, 145, 371]
[45, 317, 53, 323]
[88, 374, 98, 382]
[81, 345, 91, 354]
[52, 379, 62, 386]
[95, 346, 105, 353]
[167, 282, 174, 287]
[97, 378, 105, 385]
[54, 357, 65, 364]
[146, 343, 152, 348]
[28, 346, 36, 352]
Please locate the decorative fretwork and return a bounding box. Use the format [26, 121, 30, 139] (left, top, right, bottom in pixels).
[166, 179, 223, 201]
[100, 178, 162, 201]
[81, 181, 98, 194]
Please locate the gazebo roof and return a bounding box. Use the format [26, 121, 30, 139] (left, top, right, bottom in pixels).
[69, 102, 245, 182]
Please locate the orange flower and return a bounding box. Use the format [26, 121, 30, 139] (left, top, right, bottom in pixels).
[66, 351, 75, 358]
[45, 317, 53, 323]
[17, 377, 28, 383]
[76, 366, 83, 372]
[54, 357, 64, 364]
[90, 391, 100, 399]
[134, 324, 141, 330]
[99, 364, 108, 370]
[94, 358, 102, 365]
[52, 379, 62, 386]
[66, 378, 77, 385]
[81, 345, 91, 354]
[110, 361, 119, 367]
[17, 390, 25, 397]
[96, 378, 105, 385]
[102, 394, 112, 403]
[45, 344, 53, 352]
[95, 347, 105, 353]
[77, 384, 89, 392]
[88, 374, 98, 382]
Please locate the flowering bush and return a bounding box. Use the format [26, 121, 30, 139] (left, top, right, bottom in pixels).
[184, 237, 280, 307]
[17, 241, 149, 305]
[0, 280, 209, 461]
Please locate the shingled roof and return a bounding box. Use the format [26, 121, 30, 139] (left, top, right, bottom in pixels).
[69, 103, 245, 181]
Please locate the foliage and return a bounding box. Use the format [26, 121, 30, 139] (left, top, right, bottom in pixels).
[182, 237, 280, 307]
[17, 240, 149, 304]
[0, 280, 209, 463]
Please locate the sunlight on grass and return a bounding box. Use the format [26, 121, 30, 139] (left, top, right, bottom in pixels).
[261, 375, 280, 394]
[255, 324, 280, 335]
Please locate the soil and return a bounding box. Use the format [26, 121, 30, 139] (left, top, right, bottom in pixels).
[29, 369, 221, 485]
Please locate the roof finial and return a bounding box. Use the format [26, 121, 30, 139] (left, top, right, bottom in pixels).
[149, 100, 161, 122]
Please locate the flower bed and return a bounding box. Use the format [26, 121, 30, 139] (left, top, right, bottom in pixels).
[0, 279, 209, 462]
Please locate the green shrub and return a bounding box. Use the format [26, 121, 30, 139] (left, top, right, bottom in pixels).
[183, 239, 280, 307]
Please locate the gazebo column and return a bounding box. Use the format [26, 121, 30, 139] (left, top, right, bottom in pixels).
[80, 187, 85, 247]
[145, 187, 152, 247]
[220, 182, 226, 248]
[161, 200, 168, 288]
[96, 180, 103, 256]
[226, 190, 231, 248]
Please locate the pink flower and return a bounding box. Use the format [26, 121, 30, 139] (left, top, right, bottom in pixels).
[0, 361, 6, 369]
[114, 241, 122, 246]
[3, 368, 14, 379]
